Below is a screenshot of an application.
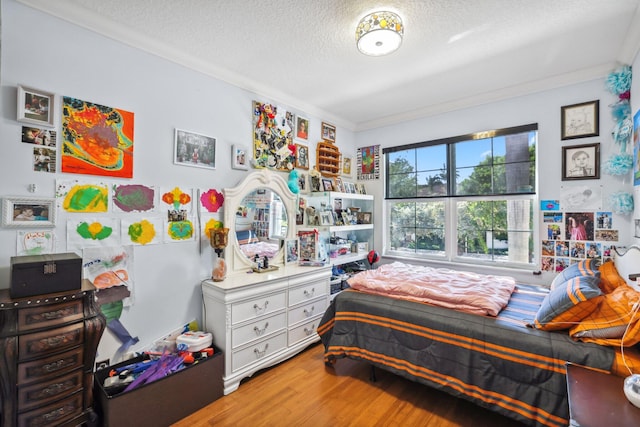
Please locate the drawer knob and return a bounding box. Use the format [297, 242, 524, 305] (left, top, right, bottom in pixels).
[254, 343, 269, 358]
[253, 300, 269, 313]
[303, 306, 315, 317]
[304, 288, 315, 297]
[304, 324, 316, 336]
[253, 322, 269, 336]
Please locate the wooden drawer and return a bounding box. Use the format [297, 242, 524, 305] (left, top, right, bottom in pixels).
[288, 298, 327, 326]
[288, 318, 320, 346]
[18, 391, 83, 427]
[18, 300, 84, 333]
[18, 369, 83, 411]
[231, 331, 287, 372]
[18, 323, 84, 360]
[231, 291, 286, 325]
[18, 347, 83, 384]
[232, 312, 286, 349]
[289, 282, 327, 307]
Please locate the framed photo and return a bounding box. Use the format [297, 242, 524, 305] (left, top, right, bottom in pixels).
[356, 183, 367, 195]
[320, 211, 333, 225]
[17, 85, 55, 127]
[2, 197, 56, 228]
[295, 115, 309, 141]
[285, 238, 299, 265]
[297, 172, 309, 194]
[635, 219, 640, 238]
[561, 100, 599, 140]
[321, 177, 334, 192]
[310, 176, 322, 192]
[334, 177, 344, 193]
[321, 121, 336, 142]
[357, 212, 372, 224]
[342, 156, 352, 176]
[174, 129, 216, 170]
[231, 144, 249, 170]
[295, 144, 309, 169]
[341, 211, 352, 225]
[562, 143, 600, 181]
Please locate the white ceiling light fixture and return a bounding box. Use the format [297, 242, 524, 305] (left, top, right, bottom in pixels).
[356, 11, 404, 56]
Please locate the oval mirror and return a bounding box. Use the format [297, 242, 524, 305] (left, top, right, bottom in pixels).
[235, 188, 288, 261]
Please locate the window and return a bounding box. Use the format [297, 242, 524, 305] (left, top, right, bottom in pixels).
[385, 124, 537, 267]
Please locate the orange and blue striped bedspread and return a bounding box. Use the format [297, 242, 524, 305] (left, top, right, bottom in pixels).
[318, 284, 640, 427]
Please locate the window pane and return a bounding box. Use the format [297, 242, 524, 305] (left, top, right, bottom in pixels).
[416, 145, 447, 172]
[417, 171, 448, 197]
[389, 150, 415, 171]
[389, 201, 445, 255]
[456, 165, 492, 195]
[454, 138, 492, 168]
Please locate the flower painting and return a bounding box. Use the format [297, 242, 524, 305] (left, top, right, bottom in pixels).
[200, 189, 224, 213]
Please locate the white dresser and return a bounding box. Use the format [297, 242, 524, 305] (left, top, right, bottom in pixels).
[202, 264, 331, 394]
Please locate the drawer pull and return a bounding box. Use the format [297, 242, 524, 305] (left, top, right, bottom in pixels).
[303, 306, 315, 317]
[253, 322, 269, 336]
[304, 324, 316, 336]
[43, 359, 67, 373]
[303, 288, 315, 298]
[41, 379, 73, 397]
[254, 343, 269, 358]
[41, 309, 69, 320]
[253, 301, 269, 313]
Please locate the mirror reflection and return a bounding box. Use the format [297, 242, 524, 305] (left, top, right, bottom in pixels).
[235, 188, 288, 260]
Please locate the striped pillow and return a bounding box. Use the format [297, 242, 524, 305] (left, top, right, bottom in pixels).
[550, 258, 600, 290]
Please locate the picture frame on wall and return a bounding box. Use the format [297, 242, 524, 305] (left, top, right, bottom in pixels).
[17, 85, 55, 127]
[295, 115, 309, 141]
[561, 100, 599, 140]
[321, 121, 336, 142]
[295, 144, 309, 169]
[2, 197, 56, 228]
[174, 128, 216, 170]
[231, 144, 249, 170]
[562, 143, 600, 181]
[342, 156, 352, 176]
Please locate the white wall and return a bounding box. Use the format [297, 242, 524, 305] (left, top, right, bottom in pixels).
[0, 0, 355, 360]
[355, 78, 636, 285]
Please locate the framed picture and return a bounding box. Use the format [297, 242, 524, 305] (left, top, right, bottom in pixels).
[562, 143, 600, 181]
[17, 85, 55, 127]
[341, 211, 352, 225]
[321, 177, 334, 192]
[174, 129, 216, 170]
[295, 115, 309, 141]
[2, 197, 56, 228]
[321, 121, 336, 142]
[356, 183, 367, 195]
[342, 156, 352, 176]
[635, 219, 640, 238]
[295, 144, 309, 169]
[231, 144, 249, 170]
[334, 177, 344, 193]
[297, 172, 309, 194]
[357, 212, 372, 224]
[310, 176, 322, 192]
[285, 238, 299, 265]
[320, 211, 333, 225]
[561, 100, 599, 140]
[298, 230, 318, 261]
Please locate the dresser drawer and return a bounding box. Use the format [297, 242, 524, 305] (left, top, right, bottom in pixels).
[18, 300, 84, 332]
[18, 369, 83, 411]
[289, 281, 327, 307]
[232, 312, 286, 349]
[288, 298, 327, 326]
[232, 331, 287, 372]
[288, 318, 320, 346]
[231, 291, 286, 325]
[18, 391, 83, 427]
[18, 347, 83, 384]
[18, 323, 84, 360]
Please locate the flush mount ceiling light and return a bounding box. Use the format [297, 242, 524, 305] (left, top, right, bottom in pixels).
[356, 11, 404, 56]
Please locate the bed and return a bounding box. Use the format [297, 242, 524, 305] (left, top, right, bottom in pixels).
[318, 248, 640, 427]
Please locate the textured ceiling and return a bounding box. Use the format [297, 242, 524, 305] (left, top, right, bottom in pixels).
[17, 0, 640, 131]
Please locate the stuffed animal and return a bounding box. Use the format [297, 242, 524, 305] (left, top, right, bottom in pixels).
[288, 170, 300, 194]
[305, 206, 318, 226]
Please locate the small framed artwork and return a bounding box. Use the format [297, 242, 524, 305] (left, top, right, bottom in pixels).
[321, 121, 336, 142]
[232, 144, 249, 170]
[562, 143, 600, 181]
[321, 178, 334, 192]
[320, 211, 333, 226]
[297, 172, 309, 194]
[342, 156, 352, 176]
[2, 197, 56, 228]
[310, 176, 322, 192]
[341, 211, 352, 225]
[285, 238, 299, 265]
[295, 144, 309, 169]
[296, 115, 309, 141]
[174, 129, 216, 170]
[334, 177, 344, 193]
[356, 183, 367, 195]
[17, 85, 55, 127]
[357, 212, 372, 224]
[561, 100, 599, 140]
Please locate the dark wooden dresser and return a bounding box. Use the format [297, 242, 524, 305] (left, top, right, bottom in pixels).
[0, 280, 106, 427]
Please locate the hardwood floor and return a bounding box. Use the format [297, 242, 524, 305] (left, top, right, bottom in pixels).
[172, 342, 528, 427]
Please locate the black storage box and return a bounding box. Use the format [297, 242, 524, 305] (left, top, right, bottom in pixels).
[94, 347, 223, 427]
[10, 252, 82, 298]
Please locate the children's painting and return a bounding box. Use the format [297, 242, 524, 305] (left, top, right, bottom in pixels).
[112, 184, 156, 213]
[57, 180, 110, 213]
[83, 245, 134, 306]
[200, 188, 224, 213]
[121, 217, 162, 246]
[164, 218, 195, 242]
[160, 186, 193, 214]
[61, 96, 134, 178]
[16, 230, 55, 256]
[67, 218, 120, 251]
[560, 185, 601, 210]
[252, 101, 295, 170]
[357, 145, 380, 180]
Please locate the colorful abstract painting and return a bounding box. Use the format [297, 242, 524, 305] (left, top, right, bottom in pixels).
[121, 217, 162, 246]
[160, 186, 193, 213]
[252, 100, 295, 170]
[83, 245, 134, 306]
[164, 218, 195, 242]
[61, 96, 134, 178]
[357, 145, 380, 180]
[67, 218, 120, 251]
[200, 188, 224, 213]
[56, 179, 110, 213]
[17, 230, 55, 256]
[202, 216, 223, 240]
[112, 183, 156, 213]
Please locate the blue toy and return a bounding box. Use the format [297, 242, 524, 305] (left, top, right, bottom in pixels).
[288, 169, 300, 194]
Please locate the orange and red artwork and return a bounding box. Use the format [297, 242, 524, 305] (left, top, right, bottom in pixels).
[61, 96, 134, 178]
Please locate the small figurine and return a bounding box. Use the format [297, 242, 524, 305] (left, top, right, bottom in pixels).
[263, 256, 269, 269]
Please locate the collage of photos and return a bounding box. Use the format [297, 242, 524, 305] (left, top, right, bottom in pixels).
[21, 126, 57, 173]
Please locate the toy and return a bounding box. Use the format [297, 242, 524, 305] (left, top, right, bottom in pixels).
[176, 331, 213, 352]
[288, 169, 300, 194]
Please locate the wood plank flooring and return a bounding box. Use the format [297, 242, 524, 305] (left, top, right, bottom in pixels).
[172, 342, 528, 427]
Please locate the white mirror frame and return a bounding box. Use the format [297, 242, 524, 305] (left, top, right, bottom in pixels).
[223, 169, 297, 274]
